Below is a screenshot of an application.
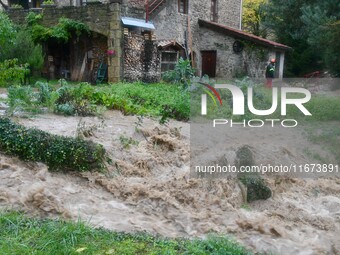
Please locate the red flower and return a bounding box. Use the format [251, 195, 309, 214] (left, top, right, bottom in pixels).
[107, 49, 115, 56]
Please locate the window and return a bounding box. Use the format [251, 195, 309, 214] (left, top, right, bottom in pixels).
[161, 52, 178, 73]
[178, 0, 188, 14]
[211, 0, 218, 22]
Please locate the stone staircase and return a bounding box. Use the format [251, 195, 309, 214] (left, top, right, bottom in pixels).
[147, 0, 167, 19]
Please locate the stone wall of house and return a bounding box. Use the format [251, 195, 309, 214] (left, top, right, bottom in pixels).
[198, 27, 272, 78]
[146, 0, 242, 78]
[121, 0, 145, 18]
[6, 1, 123, 82]
[151, 0, 241, 42]
[123, 34, 160, 82]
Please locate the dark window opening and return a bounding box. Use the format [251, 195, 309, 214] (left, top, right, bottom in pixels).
[211, 0, 218, 22]
[161, 51, 179, 73]
[178, 0, 188, 14]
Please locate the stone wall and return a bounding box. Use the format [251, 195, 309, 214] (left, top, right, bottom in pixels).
[198, 26, 273, 78]
[148, 0, 243, 78]
[152, 0, 241, 42]
[123, 34, 160, 82]
[6, 1, 123, 82]
[121, 0, 145, 19]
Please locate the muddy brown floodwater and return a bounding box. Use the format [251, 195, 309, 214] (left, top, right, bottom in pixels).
[0, 111, 339, 255]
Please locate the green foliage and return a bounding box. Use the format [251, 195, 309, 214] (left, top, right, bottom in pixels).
[25, 12, 43, 26]
[10, 30, 44, 72]
[235, 146, 272, 202]
[9, 4, 23, 9]
[0, 12, 16, 61]
[0, 211, 253, 255]
[7, 82, 58, 114]
[55, 83, 98, 116]
[0, 12, 44, 80]
[162, 58, 195, 89]
[7, 82, 189, 120]
[28, 15, 90, 43]
[36, 82, 59, 109]
[242, 0, 267, 37]
[91, 82, 190, 121]
[262, 0, 340, 76]
[0, 118, 106, 171]
[119, 135, 139, 149]
[239, 174, 272, 202]
[0, 59, 29, 87]
[7, 85, 37, 113]
[301, 1, 340, 76]
[42, 0, 54, 4]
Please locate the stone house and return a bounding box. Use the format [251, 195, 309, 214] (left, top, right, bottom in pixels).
[137, 0, 291, 80]
[4, 0, 290, 82]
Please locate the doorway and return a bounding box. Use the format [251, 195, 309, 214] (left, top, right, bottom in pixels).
[201, 50, 216, 77]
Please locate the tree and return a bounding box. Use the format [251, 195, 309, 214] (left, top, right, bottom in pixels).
[262, 0, 340, 76]
[301, 0, 340, 75]
[262, 0, 323, 76]
[242, 0, 267, 37]
[0, 12, 43, 82]
[0, 12, 16, 61]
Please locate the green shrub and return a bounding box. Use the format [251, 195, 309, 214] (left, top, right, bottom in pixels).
[236, 146, 272, 202]
[55, 83, 98, 116]
[10, 30, 44, 73]
[7, 82, 59, 114]
[0, 59, 29, 87]
[0, 118, 106, 171]
[7, 85, 39, 114]
[162, 58, 195, 89]
[89, 82, 190, 121]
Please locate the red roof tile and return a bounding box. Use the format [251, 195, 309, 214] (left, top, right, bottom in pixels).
[198, 19, 292, 51]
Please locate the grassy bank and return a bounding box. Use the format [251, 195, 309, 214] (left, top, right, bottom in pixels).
[0, 212, 253, 255]
[190, 84, 340, 122]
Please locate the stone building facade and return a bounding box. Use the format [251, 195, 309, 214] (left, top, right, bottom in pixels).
[146, 0, 289, 79]
[4, 0, 290, 82]
[6, 1, 122, 82]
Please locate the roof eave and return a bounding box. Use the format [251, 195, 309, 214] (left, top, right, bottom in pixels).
[198, 19, 292, 51]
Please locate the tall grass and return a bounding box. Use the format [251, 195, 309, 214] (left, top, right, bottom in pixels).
[0, 211, 253, 255]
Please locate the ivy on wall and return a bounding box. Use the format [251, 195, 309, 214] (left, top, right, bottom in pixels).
[26, 12, 90, 43]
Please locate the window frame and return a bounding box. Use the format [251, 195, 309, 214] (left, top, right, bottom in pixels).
[161, 51, 179, 73]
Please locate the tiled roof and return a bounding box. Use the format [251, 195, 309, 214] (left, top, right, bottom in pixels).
[198, 19, 292, 51]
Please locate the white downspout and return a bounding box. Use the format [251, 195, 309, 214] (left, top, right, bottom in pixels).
[240, 0, 243, 30]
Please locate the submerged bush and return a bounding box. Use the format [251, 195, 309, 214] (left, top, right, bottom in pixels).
[0, 118, 106, 171]
[236, 146, 272, 202]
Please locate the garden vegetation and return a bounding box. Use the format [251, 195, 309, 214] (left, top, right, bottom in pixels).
[0, 118, 106, 171]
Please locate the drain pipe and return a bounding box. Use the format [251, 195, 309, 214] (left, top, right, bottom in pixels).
[239, 0, 243, 30]
[145, 0, 149, 23]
